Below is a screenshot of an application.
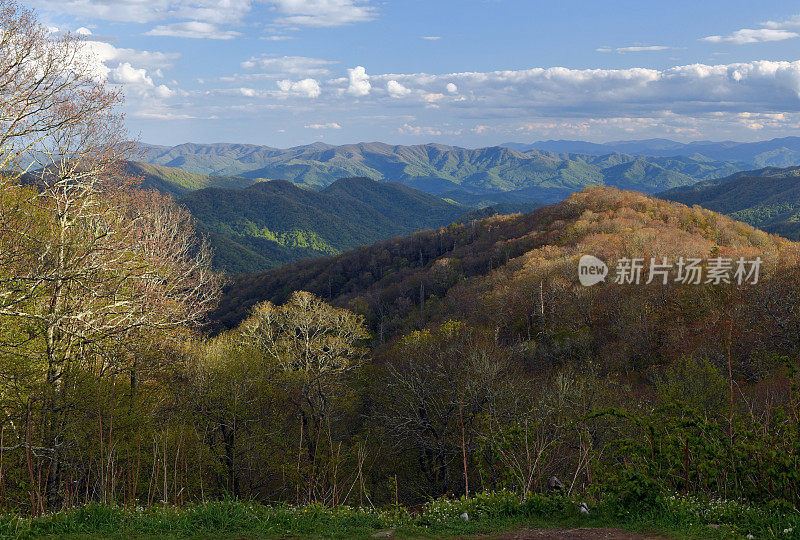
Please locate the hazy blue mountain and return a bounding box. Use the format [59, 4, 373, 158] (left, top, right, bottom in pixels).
[142, 142, 741, 202]
[504, 137, 800, 168]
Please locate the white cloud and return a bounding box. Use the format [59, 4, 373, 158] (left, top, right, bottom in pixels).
[616, 45, 671, 53]
[72, 39, 179, 104]
[701, 28, 798, 44]
[347, 65, 371, 96]
[144, 21, 242, 39]
[239, 87, 263, 97]
[422, 36, 440, 41]
[598, 45, 672, 53]
[446, 82, 458, 94]
[83, 41, 181, 71]
[363, 60, 800, 116]
[269, 0, 376, 27]
[108, 62, 174, 98]
[75, 27, 93, 36]
[29, 0, 253, 24]
[305, 122, 342, 129]
[423, 93, 444, 103]
[261, 35, 295, 41]
[387, 80, 411, 98]
[399, 123, 441, 136]
[761, 14, 800, 29]
[241, 55, 336, 76]
[277, 78, 321, 98]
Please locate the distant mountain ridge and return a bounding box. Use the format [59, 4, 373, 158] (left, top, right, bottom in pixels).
[503, 136, 800, 168]
[123, 160, 261, 196]
[142, 142, 741, 202]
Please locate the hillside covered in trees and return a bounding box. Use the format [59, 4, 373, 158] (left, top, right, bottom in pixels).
[660, 166, 800, 240]
[198, 187, 800, 511]
[178, 177, 471, 273]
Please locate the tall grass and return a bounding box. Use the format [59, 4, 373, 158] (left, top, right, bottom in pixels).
[0, 491, 797, 539]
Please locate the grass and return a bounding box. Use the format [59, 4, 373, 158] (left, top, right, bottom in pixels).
[0, 491, 797, 539]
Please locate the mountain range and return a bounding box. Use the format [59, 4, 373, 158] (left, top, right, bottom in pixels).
[142, 142, 741, 202]
[503, 136, 800, 168]
[134, 138, 800, 274]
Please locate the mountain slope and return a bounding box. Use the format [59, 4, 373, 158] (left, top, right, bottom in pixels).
[178, 177, 468, 273]
[659, 166, 800, 240]
[210, 186, 796, 335]
[142, 142, 739, 201]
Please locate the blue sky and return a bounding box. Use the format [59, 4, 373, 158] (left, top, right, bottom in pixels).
[29, 0, 800, 147]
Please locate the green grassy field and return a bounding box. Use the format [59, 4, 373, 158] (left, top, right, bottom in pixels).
[0, 492, 796, 539]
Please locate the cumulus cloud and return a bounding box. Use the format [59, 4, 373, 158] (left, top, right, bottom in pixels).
[108, 62, 174, 98]
[269, 0, 376, 27]
[446, 82, 458, 94]
[387, 80, 411, 98]
[702, 28, 798, 44]
[347, 66, 371, 96]
[73, 39, 179, 103]
[83, 41, 181, 71]
[277, 78, 321, 98]
[144, 21, 242, 39]
[364, 61, 800, 115]
[305, 122, 342, 129]
[241, 55, 336, 76]
[399, 123, 442, 136]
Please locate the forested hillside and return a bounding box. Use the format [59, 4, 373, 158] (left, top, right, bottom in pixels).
[178, 177, 475, 273]
[660, 166, 800, 239]
[197, 187, 800, 512]
[142, 142, 740, 200]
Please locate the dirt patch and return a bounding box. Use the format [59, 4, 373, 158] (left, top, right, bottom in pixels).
[477, 527, 674, 539]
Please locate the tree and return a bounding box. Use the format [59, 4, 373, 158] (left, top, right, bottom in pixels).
[375, 321, 521, 498]
[239, 291, 368, 500]
[1, 0, 131, 176]
[0, 1, 220, 510]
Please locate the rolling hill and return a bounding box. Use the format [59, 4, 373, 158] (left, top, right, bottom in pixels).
[659, 166, 800, 240]
[142, 142, 740, 201]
